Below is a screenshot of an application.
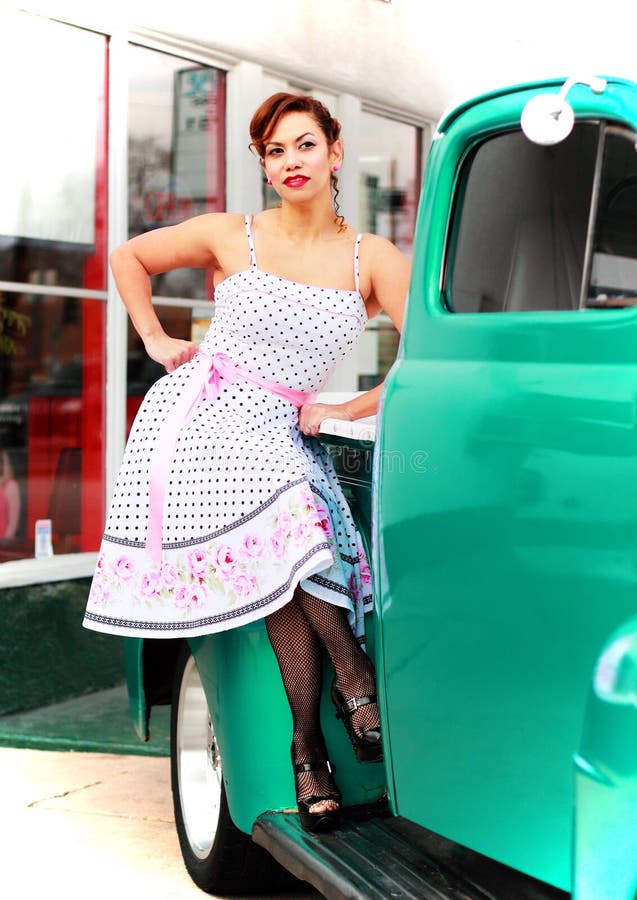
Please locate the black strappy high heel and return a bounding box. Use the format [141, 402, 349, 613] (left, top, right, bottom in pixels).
[294, 759, 341, 833]
[331, 681, 383, 763]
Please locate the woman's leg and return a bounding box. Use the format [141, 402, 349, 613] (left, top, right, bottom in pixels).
[265, 597, 339, 813]
[295, 588, 380, 739]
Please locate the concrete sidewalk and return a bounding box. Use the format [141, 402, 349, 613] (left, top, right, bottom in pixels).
[3, 747, 318, 899]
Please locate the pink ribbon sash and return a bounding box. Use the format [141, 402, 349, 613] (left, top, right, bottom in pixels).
[145, 351, 317, 563]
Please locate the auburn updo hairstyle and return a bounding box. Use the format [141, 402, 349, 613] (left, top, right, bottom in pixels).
[249, 92, 345, 229]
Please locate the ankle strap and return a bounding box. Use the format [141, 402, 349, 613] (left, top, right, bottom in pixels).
[341, 694, 377, 714]
[294, 760, 334, 775]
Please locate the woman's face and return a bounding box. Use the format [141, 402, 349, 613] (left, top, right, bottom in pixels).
[262, 111, 342, 203]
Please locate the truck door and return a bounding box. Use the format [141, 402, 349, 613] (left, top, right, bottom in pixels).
[375, 83, 637, 893]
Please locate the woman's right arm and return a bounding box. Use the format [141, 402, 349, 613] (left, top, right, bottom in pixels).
[110, 213, 233, 372]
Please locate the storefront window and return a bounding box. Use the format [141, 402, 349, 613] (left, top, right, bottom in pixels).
[0, 15, 104, 286]
[0, 294, 106, 558]
[359, 111, 420, 258]
[125, 47, 226, 429]
[355, 112, 421, 388]
[127, 45, 226, 300]
[0, 14, 107, 561]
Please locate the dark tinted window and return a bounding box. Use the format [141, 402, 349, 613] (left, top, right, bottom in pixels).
[588, 129, 637, 307]
[447, 125, 599, 313]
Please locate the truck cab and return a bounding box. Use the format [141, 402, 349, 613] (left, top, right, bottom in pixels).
[125, 75, 637, 899]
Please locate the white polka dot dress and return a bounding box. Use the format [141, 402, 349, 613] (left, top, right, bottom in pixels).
[83, 216, 372, 640]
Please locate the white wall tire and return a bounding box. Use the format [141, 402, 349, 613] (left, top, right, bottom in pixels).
[170, 645, 300, 894]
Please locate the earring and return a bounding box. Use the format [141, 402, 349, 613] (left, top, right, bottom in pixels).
[267, 178, 272, 185]
[332, 165, 340, 173]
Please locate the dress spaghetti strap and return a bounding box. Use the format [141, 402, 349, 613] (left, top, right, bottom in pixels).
[353, 233, 363, 294]
[244, 215, 258, 268]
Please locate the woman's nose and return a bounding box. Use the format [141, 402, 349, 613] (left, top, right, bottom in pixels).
[284, 150, 300, 168]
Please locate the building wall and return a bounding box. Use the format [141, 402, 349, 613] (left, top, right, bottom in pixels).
[22, 0, 637, 120]
[21, 0, 452, 120]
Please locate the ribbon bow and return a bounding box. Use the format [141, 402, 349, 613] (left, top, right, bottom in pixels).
[198, 352, 240, 409]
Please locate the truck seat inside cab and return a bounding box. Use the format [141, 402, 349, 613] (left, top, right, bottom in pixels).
[502, 211, 586, 312]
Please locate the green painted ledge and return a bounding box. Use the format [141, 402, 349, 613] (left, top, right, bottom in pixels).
[0, 684, 169, 756]
[0, 578, 126, 715]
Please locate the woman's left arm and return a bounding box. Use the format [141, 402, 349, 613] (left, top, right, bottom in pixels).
[299, 236, 410, 434]
[4, 479, 20, 539]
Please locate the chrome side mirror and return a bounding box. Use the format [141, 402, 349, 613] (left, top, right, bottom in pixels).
[521, 75, 607, 146]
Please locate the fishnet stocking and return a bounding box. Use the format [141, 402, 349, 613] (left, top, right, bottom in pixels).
[265, 598, 340, 809]
[296, 589, 380, 738]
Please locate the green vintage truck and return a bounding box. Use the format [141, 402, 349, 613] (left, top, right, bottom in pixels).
[125, 75, 637, 899]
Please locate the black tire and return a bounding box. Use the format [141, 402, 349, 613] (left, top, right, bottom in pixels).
[170, 645, 300, 895]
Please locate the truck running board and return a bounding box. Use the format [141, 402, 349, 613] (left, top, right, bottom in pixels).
[253, 809, 570, 900]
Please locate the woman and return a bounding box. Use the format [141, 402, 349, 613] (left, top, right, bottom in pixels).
[84, 92, 409, 831]
[0, 449, 20, 540]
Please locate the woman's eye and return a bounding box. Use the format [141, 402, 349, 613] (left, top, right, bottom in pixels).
[300, 141, 316, 150]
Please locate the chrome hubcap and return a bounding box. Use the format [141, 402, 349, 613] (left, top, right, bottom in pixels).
[176, 654, 222, 859]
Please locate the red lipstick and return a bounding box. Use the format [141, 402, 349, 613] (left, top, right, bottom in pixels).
[284, 175, 309, 188]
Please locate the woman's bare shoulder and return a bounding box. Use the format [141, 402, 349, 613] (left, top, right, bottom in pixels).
[185, 211, 246, 240]
[359, 231, 401, 252]
[359, 232, 409, 272]
[178, 212, 249, 262]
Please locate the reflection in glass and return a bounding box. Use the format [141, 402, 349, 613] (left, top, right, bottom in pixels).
[359, 112, 420, 258]
[0, 14, 102, 248]
[0, 15, 107, 561]
[589, 129, 637, 307]
[128, 46, 226, 300]
[0, 293, 106, 559]
[356, 112, 421, 384]
[0, 15, 106, 289]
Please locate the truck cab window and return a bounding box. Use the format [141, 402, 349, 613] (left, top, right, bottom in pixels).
[588, 128, 637, 307]
[446, 124, 599, 313]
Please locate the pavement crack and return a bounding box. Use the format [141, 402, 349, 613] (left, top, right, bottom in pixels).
[28, 779, 104, 807]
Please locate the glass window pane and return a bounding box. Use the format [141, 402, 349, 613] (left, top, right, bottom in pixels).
[0, 14, 106, 289]
[128, 46, 226, 299]
[359, 112, 420, 259]
[447, 126, 598, 314]
[355, 112, 420, 388]
[0, 14, 107, 562]
[0, 292, 106, 559]
[588, 128, 637, 307]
